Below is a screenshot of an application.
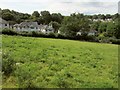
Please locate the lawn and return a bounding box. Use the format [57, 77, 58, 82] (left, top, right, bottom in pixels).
[2, 35, 118, 88]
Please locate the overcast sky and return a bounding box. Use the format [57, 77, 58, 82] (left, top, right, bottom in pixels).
[0, 0, 119, 15]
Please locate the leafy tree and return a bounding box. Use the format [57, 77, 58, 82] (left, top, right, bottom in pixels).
[37, 16, 45, 24]
[40, 11, 52, 24]
[32, 11, 40, 17]
[92, 15, 98, 19]
[106, 14, 112, 19]
[114, 17, 120, 39]
[60, 14, 90, 37]
[112, 13, 119, 20]
[98, 22, 107, 33]
[49, 21, 60, 33]
[90, 21, 100, 31]
[2, 9, 11, 14]
[100, 14, 106, 20]
[2, 12, 15, 21]
[106, 22, 116, 37]
[51, 13, 63, 23]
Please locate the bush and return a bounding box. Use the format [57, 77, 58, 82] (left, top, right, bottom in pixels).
[2, 52, 15, 76]
[84, 36, 99, 42]
[75, 35, 99, 42]
[57, 34, 66, 39]
[15, 63, 40, 88]
[2, 29, 119, 44]
[2, 28, 18, 35]
[47, 33, 56, 38]
[98, 34, 111, 43]
[19, 31, 32, 37]
[109, 38, 120, 44]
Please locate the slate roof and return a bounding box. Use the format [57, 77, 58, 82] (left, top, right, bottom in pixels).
[39, 24, 48, 29]
[89, 30, 97, 33]
[14, 22, 39, 27]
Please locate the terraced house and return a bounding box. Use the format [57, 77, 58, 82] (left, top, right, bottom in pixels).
[13, 21, 54, 34]
[13, 22, 39, 32]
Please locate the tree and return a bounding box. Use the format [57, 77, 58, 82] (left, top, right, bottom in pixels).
[100, 14, 106, 20]
[40, 11, 52, 24]
[106, 14, 112, 19]
[51, 13, 63, 23]
[2, 12, 15, 21]
[90, 21, 100, 31]
[32, 11, 40, 17]
[98, 22, 107, 33]
[37, 16, 45, 24]
[112, 13, 119, 20]
[114, 17, 120, 39]
[59, 14, 90, 37]
[106, 22, 116, 37]
[49, 21, 60, 33]
[92, 15, 98, 19]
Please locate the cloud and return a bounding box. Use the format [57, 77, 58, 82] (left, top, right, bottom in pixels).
[43, 2, 118, 15]
[0, 1, 118, 15]
[1, 0, 119, 2]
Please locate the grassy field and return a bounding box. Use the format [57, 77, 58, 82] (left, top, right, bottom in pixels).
[2, 35, 118, 88]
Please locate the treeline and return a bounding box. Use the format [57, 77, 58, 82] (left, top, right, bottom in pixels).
[1, 8, 120, 43]
[0, 8, 63, 25]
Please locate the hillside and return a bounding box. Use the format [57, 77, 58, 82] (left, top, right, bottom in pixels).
[2, 35, 118, 88]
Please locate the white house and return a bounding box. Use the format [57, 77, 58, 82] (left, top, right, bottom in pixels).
[39, 24, 54, 34]
[88, 30, 98, 36]
[93, 18, 113, 22]
[0, 18, 9, 29]
[13, 22, 39, 32]
[14, 22, 54, 34]
[76, 30, 97, 36]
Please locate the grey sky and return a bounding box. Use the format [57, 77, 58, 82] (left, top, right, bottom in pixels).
[0, 0, 119, 15]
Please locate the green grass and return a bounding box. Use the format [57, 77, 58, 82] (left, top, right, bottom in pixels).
[2, 35, 118, 88]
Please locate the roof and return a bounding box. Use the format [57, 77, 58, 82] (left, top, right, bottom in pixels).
[89, 30, 97, 33]
[0, 18, 8, 24]
[47, 25, 54, 30]
[39, 24, 48, 29]
[16, 22, 39, 27]
[13, 24, 20, 27]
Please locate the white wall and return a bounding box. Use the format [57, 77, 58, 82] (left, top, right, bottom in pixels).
[15, 27, 39, 32]
[0, 23, 9, 28]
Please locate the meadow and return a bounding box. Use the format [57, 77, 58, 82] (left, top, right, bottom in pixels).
[2, 35, 118, 88]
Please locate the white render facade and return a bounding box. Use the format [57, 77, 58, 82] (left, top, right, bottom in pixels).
[13, 22, 39, 32]
[0, 18, 9, 29]
[14, 22, 54, 34]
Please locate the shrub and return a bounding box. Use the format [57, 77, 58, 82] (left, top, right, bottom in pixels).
[98, 34, 111, 43]
[47, 33, 56, 38]
[15, 63, 39, 88]
[75, 35, 99, 42]
[85, 36, 99, 42]
[32, 31, 39, 37]
[19, 31, 32, 37]
[2, 52, 15, 76]
[57, 34, 67, 39]
[99, 39, 110, 43]
[109, 38, 120, 44]
[2, 28, 18, 35]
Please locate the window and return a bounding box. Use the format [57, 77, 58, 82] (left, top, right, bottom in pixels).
[5, 24, 7, 26]
[30, 27, 34, 29]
